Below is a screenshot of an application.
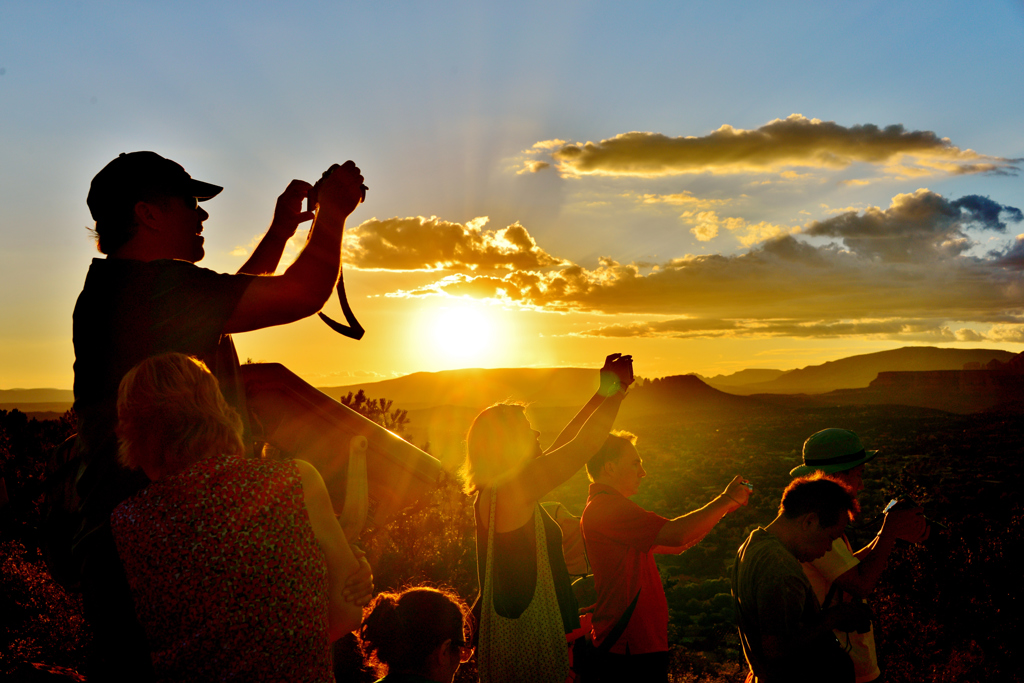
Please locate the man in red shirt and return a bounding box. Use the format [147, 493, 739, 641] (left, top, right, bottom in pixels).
[581, 431, 753, 682]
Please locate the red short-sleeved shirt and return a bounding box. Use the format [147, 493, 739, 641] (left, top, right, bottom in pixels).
[581, 483, 669, 654]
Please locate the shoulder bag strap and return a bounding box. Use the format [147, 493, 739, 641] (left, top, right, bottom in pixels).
[597, 587, 641, 654]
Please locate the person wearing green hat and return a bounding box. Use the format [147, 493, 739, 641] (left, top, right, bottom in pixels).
[793, 428, 928, 683]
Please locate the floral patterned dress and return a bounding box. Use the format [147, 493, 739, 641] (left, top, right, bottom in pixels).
[111, 454, 331, 682]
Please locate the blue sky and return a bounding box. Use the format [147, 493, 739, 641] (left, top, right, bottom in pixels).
[2, 1, 1023, 388]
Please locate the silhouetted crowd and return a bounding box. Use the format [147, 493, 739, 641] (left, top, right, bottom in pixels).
[48, 153, 928, 683]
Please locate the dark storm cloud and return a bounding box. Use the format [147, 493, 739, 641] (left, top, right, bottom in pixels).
[804, 190, 1023, 262]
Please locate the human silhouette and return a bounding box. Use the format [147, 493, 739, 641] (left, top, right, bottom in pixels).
[464, 353, 633, 682]
[68, 150, 364, 679]
[111, 352, 370, 681]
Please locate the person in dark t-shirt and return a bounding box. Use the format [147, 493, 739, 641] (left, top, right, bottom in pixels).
[732, 475, 870, 683]
[71, 150, 366, 681]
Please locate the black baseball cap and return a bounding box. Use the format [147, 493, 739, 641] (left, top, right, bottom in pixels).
[87, 151, 223, 223]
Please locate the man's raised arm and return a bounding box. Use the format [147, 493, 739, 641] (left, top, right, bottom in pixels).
[653, 476, 751, 553]
[224, 161, 364, 334]
[237, 180, 315, 276]
[832, 506, 928, 599]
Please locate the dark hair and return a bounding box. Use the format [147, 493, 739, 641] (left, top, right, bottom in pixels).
[92, 216, 135, 255]
[779, 474, 860, 528]
[91, 191, 175, 255]
[586, 431, 637, 481]
[359, 586, 470, 678]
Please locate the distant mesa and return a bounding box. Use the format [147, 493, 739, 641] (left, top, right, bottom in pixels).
[859, 351, 1024, 414]
[696, 368, 787, 387]
[704, 347, 1017, 396]
[621, 374, 779, 421]
[323, 367, 600, 411]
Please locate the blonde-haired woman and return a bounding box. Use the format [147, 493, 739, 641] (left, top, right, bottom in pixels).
[111, 352, 369, 682]
[466, 353, 633, 683]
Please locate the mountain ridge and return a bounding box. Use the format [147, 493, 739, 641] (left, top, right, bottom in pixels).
[2, 346, 1019, 415]
[703, 346, 1016, 395]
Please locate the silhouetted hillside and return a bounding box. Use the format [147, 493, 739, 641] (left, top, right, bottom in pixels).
[322, 367, 599, 410]
[0, 389, 74, 415]
[621, 374, 781, 421]
[5, 346, 1019, 419]
[717, 347, 1017, 395]
[800, 353, 1024, 414]
[698, 368, 787, 387]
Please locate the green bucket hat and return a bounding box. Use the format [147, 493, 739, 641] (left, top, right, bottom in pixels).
[789, 428, 878, 477]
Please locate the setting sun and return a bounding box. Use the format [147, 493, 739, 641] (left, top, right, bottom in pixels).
[425, 301, 502, 366]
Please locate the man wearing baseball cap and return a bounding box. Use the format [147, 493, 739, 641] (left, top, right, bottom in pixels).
[70, 151, 365, 679]
[791, 428, 928, 683]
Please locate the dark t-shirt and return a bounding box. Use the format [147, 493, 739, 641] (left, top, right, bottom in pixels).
[732, 528, 851, 683]
[72, 257, 254, 524]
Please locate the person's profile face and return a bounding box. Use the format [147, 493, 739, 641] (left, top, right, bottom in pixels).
[439, 638, 474, 683]
[155, 194, 208, 263]
[798, 513, 848, 562]
[496, 409, 540, 472]
[836, 464, 865, 496]
[609, 443, 646, 497]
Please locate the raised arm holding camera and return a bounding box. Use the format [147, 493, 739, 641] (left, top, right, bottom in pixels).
[465, 353, 632, 683]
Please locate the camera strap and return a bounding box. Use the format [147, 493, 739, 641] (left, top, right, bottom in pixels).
[318, 265, 365, 340]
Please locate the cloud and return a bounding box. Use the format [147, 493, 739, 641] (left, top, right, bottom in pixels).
[390, 230, 1024, 325]
[518, 160, 551, 174]
[540, 114, 1019, 178]
[632, 191, 730, 209]
[689, 211, 728, 241]
[993, 234, 1024, 269]
[986, 323, 1024, 343]
[574, 319, 742, 338]
[956, 194, 1024, 229]
[681, 210, 791, 246]
[517, 139, 567, 173]
[530, 139, 567, 151]
[804, 189, 1024, 262]
[370, 190, 1024, 343]
[344, 216, 567, 271]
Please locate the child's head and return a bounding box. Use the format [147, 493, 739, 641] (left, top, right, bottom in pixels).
[359, 585, 472, 682]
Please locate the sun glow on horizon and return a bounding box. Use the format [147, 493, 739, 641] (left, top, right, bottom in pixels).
[417, 300, 508, 368]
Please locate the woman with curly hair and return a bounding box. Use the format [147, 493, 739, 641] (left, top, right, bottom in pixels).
[359, 586, 473, 683]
